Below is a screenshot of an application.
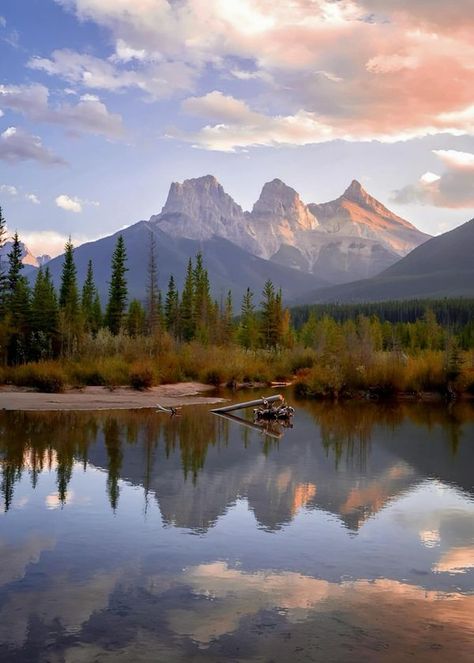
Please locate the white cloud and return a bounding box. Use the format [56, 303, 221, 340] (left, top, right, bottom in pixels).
[393, 149, 474, 209]
[17, 230, 96, 257]
[25, 1, 471, 149]
[0, 83, 125, 139]
[55, 194, 82, 213]
[26, 193, 40, 205]
[0, 184, 18, 196]
[0, 126, 65, 165]
[55, 194, 100, 213]
[28, 49, 197, 100]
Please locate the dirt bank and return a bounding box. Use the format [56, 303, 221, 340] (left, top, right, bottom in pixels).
[0, 382, 225, 412]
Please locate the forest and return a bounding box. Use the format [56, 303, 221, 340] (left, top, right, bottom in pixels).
[0, 206, 473, 398]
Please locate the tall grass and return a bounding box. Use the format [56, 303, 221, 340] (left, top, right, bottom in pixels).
[1, 329, 472, 397]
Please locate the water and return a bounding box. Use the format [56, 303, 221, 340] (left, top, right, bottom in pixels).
[0, 395, 473, 662]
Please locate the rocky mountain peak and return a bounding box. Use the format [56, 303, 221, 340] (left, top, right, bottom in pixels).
[343, 179, 372, 204]
[252, 178, 319, 231]
[161, 174, 243, 220]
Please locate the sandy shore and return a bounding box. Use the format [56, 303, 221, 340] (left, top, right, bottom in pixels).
[0, 383, 225, 412]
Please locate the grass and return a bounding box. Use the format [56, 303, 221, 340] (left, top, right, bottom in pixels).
[1, 335, 473, 398]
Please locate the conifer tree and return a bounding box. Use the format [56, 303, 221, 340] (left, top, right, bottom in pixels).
[220, 290, 234, 345]
[261, 279, 282, 348]
[146, 230, 160, 334]
[165, 275, 179, 337]
[7, 232, 23, 295]
[193, 252, 212, 342]
[81, 260, 99, 333]
[91, 292, 103, 332]
[6, 235, 30, 363]
[31, 266, 59, 359]
[105, 235, 128, 335]
[58, 239, 81, 355]
[0, 206, 8, 314]
[180, 258, 195, 341]
[127, 299, 146, 336]
[238, 287, 258, 349]
[59, 239, 79, 314]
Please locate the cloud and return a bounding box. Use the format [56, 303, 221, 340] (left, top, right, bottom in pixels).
[38, 1, 471, 150]
[28, 49, 197, 100]
[0, 184, 18, 196]
[26, 193, 40, 205]
[55, 194, 99, 213]
[0, 127, 66, 165]
[0, 83, 125, 139]
[393, 149, 474, 209]
[55, 194, 81, 213]
[17, 229, 96, 257]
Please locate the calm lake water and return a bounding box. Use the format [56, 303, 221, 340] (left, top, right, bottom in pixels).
[0, 394, 473, 662]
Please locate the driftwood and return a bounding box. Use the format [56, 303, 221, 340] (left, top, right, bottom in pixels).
[210, 394, 284, 414]
[213, 412, 283, 439]
[156, 404, 181, 416]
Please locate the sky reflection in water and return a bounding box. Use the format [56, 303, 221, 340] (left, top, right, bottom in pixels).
[0, 397, 473, 662]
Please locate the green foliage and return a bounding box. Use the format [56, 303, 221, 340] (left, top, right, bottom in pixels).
[81, 260, 100, 334]
[180, 258, 195, 341]
[105, 235, 128, 335]
[127, 299, 146, 337]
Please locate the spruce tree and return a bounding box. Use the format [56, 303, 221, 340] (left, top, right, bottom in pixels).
[58, 239, 81, 355]
[127, 299, 146, 337]
[238, 287, 258, 349]
[165, 275, 179, 337]
[105, 235, 128, 335]
[193, 252, 212, 342]
[0, 206, 8, 314]
[31, 266, 59, 359]
[6, 236, 30, 363]
[180, 258, 195, 341]
[146, 230, 160, 334]
[7, 232, 23, 294]
[81, 260, 99, 333]
[220, 290, 234, 345]
[260, 279, 276, 348]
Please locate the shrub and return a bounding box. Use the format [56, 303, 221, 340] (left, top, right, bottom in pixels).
[129, 362, 154, 390]
[8, 362, 66, 393]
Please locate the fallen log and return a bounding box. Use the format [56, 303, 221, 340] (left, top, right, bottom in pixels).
[210, 394, 283, 414]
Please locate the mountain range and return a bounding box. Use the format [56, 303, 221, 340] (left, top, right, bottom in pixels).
[0, 240, 50, 270]
[303, 217, 474, 303]
[3, 175, 472, 304]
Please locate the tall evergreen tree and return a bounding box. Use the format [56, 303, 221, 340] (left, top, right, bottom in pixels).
[220, 290, 234, 345]
[0, 206, 8, 314]
[238, 287, 258, 349]
[59, 239, 79, 312]
[146, 230, 160, 334]
[7, 232, 23, 295]
[260, 279, 278, 348]
[127, 299, 146, 336]
[81, 260, 100, 333]
[31, 266, 59, 359]
[6, 235, 30, 363]
[105, 235, 128, 335]
[193, 252, 212, 342]
[180, 258, 195, 341]
[58, 239, 81, 355]
[165, 275, 179, 337]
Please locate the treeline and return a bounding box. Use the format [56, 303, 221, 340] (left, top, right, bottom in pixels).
[0, 206, 291, 365]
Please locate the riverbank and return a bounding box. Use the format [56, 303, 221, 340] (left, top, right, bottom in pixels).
[0, 382, 224, 411]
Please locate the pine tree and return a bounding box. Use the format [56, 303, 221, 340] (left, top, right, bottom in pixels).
[59, 239, 79, 314]
[220, 290, 234, 345]
[58, 239, 81, 356]
[105, 235, 128, 335]
[6, 236, 30, 363]
[260, 279, 280, 348]
[180, 258, 195, 341]
[0, 206, 8, 315]
[7, 232, 23, 294]
[238, 287, 258, 349]
[81, 260, 99, 333]
[30, 266, 59, 359]
[91, 292, 103, 332]
[127, 299, 146, 336]
[193, 252, 212, 342]
[146, 230, 160, 335]
[165, 275, 179, 337]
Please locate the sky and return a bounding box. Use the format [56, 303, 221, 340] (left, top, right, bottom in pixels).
[0, 0, 473, 257]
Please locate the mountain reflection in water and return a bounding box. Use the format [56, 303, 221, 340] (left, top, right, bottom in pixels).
[0, 397, 473, 662]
